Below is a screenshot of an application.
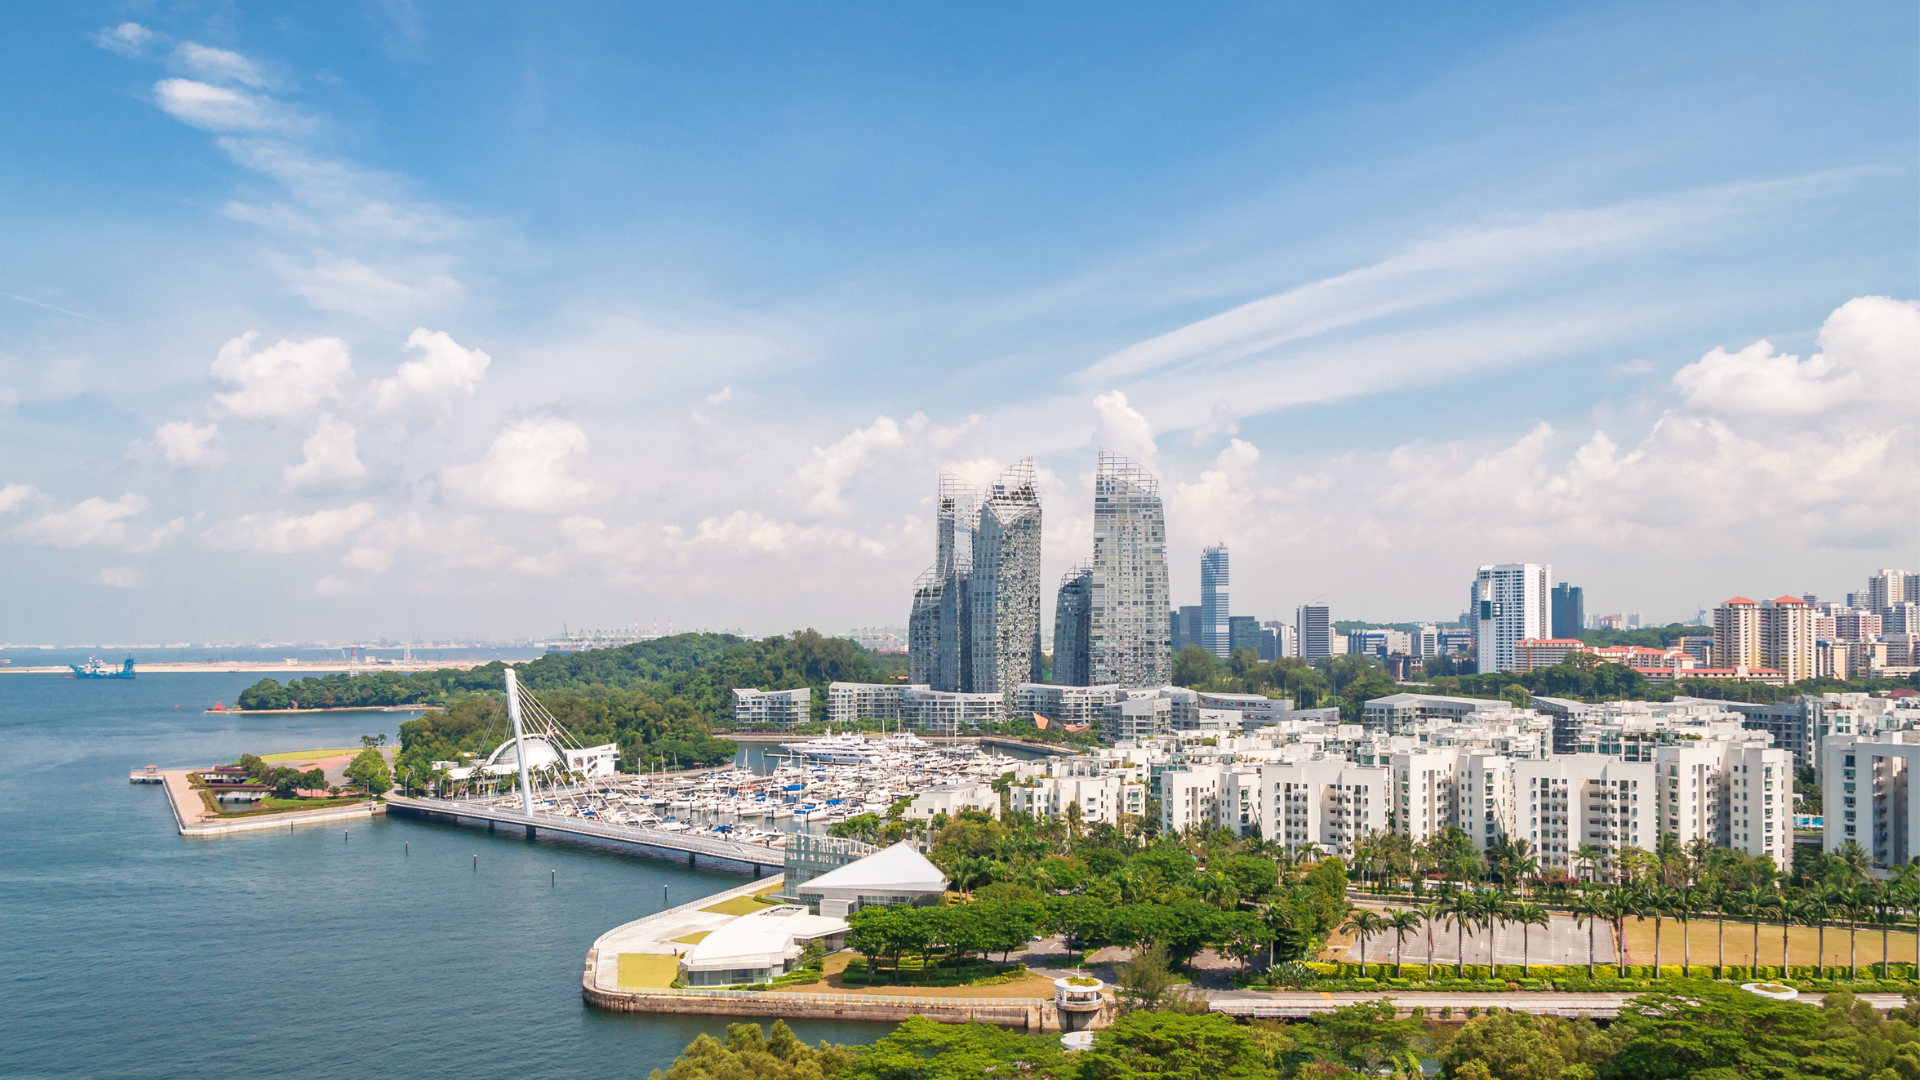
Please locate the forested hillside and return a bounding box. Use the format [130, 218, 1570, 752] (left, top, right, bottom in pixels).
[236, 630, 905, 726]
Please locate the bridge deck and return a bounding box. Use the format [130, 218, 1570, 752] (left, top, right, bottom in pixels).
[384, 794, 786, 868]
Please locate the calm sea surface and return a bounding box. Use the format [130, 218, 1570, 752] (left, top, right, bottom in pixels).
[0, 672, 895, 1080]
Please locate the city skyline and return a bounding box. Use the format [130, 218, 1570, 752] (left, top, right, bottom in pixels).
[0, 5, 1915, 643]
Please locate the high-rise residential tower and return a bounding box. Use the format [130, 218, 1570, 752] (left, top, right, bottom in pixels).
[1471, 563, 1552, 673]
[1052, 562, 1093, 687]
[1551, 582, 1584, 640]
[1297, 597, 1331, 660]
[1088, 449, 1171, 687]
[1869, 570, 1913, 615]
[1172, 605, 1201, 651]
[909, 472, 979, 692]
[1713, 597, 1762, 670]
[1761, 595, 1814, 681]
[970, 460, 1044, 707]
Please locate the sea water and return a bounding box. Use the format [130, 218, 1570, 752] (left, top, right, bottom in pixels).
[0, 672, 895, 1080]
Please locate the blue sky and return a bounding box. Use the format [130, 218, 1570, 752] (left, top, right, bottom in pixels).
[1, 2, 1915, 643]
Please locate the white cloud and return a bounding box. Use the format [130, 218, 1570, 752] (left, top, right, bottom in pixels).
[797, 416, 906, 515]
[95, 567, 141, 588]
[440, 418, 593, 514]
[210, 331, 353, 419]
[1170, 438, 1262, 540]
[510, 551, 566, 576]
[705, 387, 734, 405]
[153, 79, 301, 134]
[14, 494, 150, 548]
[93, 23, 154, 57]
[369, 328, 490, 412]
[151, 420, 220, 465]
[313, 574, 364, 597]
[356, 511, 514, 568]
[0, 484, 35, 515]
[1092, 390, 1157, 463]
[173, 43, 268, 87]
[679, 510, 889, 559]
[282, 414, 367, 491]
[1671, 295, 1918, 417]
[341, 546, 394, 573]
[204, 503, 378, 553]
[275, 252, 462, 316]
[217, 140, 472, 243]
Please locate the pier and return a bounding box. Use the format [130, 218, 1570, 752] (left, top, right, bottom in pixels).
[384, 793, 785, 870]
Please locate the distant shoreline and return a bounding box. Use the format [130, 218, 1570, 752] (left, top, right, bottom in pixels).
[0, 661, 486, 675]
[206, 705, 431, 715]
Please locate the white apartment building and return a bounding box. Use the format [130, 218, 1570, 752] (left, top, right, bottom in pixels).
[902, 783, 1000, 822]
[1196, 691, 1297, 725]
[1510, 758, 1658, 877]
[1471, 563, 1552, 673]
[1259, 760, 1392, 860]
[1160, 768, 1222, 836]
[1005, 773, 1144, 825]
[1100, 692, 1171, 743]
[827, 681, 930, 725]
[1457, 754, 1519, 850]
[1392, 748, 1460, 847]
[1823, 732, 1920, 867]
[897, 688, 1004, 733]
[1017, 683, 1120, 725]
[732, 687, 812, 726]
[1363, 693, 1531, 734]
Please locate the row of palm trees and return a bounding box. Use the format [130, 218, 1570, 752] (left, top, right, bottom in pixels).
[1340, 870, 1920, 984]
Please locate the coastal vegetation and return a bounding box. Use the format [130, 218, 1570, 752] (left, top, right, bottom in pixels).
[652, 985, 1920, 1079]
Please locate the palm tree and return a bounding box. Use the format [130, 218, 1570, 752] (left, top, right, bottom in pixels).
[1777, 891, 1802, 978]
[1736, 885, 1772, 974]
[1703, 882, 1731, 974]
[1672, 888, 1698, 978]
[1385, 909, 1422, 977]
[1835, 840, 1873, 884]
[1505, 839, 1540, 897]
[1420, 897, 1446, 981]
[1642, 884, 1673, 977]
[1570, 890, 1608, 980]
[1804, 885, 1839, 978]
[1481, 891, 1514, 972]
[1511, 900, 1550, 978]
[1439, 890, 1475, 978]
[1574, 843, 1606, 885]
[1344, 909, 1389, 978]
[1845, 884, 1870, 982]
[1601, 886, 1638, 979]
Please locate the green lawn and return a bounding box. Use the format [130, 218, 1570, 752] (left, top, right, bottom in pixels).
[672, 931, 711, 945]
[702, 894, 785, 916]
[616, 953, 681, 989]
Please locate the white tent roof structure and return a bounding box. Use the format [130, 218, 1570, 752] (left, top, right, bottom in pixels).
[681, 906, 848, 974]
[795, 841, 949, 896]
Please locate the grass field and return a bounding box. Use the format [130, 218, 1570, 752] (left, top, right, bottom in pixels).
[257, 748, 359, 763]
[616, 953, 681, 989]
[672, 931, 711, 945]
[702, 895, 785, 916]
[1622, 916, 1920, 970]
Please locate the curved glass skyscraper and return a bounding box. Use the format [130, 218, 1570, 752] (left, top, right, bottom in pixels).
[1088, 449, 1170, 687]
